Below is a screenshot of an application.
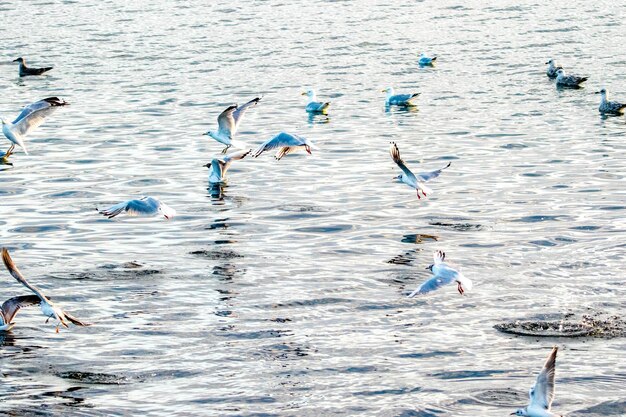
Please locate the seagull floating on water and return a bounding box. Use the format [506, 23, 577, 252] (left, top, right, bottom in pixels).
[1, 97, 69, 155]
[596, 88, 625, 115]
[1, 248, 90, 333]
[205, 149, 251, 183]
[511, 346, 564, 417]
[390, 142, 450, 199]
[555, 69, 587, 88]
[302, 89, 330, 114]
[382, 87, 420, 106]
[99, 197, 176, 220]
[545, 59, 563, 79]
[418, 53, 437, 66]
[253, 132, 317, 160]
[204, 97, 261, 154]
[13, 57, 53, 77]
[408, 250, 472, 297]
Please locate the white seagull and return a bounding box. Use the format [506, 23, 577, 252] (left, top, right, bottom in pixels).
[596, 88, 626, 115]
[253, 132, 317, 160]
[1, 96, 69, 155]
[555, 69, 587, 88]
[1, 248, 90, 333]
[13, 57, 53, 77]
[204, 149, 251, 183]
[418, 53, 437, 66]
[382, 87, 420, 106]
[98, 197, 176, 220]
[204, 97, 261, 154]
[390, 142, 451, 199]
[301, 89, 330, 114]
[511, 347, 564, 417]
[408, 250, 472, 297]
[545, 59, 563, 79]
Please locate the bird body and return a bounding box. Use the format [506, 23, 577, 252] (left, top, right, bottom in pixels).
[1, 97, 69, 155]
[555, 69, 587, 88]
[205, 97, 261, 153]
[383, 87, 420, 106]
[545, 59, 563, 79]
[13, 57, 53, 77]
[597, 89, 625, 115]
[253, 132, 317, 160]
[512, 347, 564, 417]
[418, 53, 437, 66]
[302, 90, 330, 113]
[409, 251, 472, 297]
[1, 248, 89, 332]
[99, 197, 176, 219]
[205, 149, 251, 183]
[389, 142, 450, 199]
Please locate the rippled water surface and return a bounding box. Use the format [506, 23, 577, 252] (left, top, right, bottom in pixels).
[1, 1, 625, 416]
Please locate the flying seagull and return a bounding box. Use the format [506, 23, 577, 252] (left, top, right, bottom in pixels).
[98, 197, 176, 220]
[596, 88, 626, 115]
[1, 96, 69, 155]
[0, 294, 41, 331]
[1, 248, 90, 332]
[418, 53, 437, 66]
[390, 142, 451, 199]
[511, 347, 564, 417]
[13, 57, 53, 77]
[253, 132, 317, 160]
[382, 87, 420, 106]
[205, 149, 251, 183]
[408, 250, 472, 297]
[545, 59, 563, 79]
[301, 89, 330, 114]
[555, 69, 587, 88]
[204, 97, 261, 154]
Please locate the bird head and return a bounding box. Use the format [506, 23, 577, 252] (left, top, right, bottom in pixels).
[595, 88, 606, 95]
[12, 57, 24, 63]
[545, 59, 553, 65]
[157, 203, 176, 220]
[301, 89, 315, 98]
[204, 130, 216, 139]
[425, 264, 434, 271]
[392, 174, 402, 182]
[556, 69, 564, 76]
[511, 409, 528, 416]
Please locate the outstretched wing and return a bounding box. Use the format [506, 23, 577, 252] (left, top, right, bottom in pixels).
[1, 248, 49, 303]
[63, 310, 91, 327]
[232, 97, 261, 130]
[530, 346, 558, 410]
[389, 142, 417, 182]
[11, 97, 68, 137]
[253, 132, 304, 157]
[223, 148, 252, 163]
[408, 273, 456, 297]
[1, 295, 41, 323]
[417, 162, 451, 182]
[217, 105, 237, 138]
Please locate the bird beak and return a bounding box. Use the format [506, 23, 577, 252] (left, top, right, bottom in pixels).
[544, 61, 549, 64]
[202, 132, 208, 136]
[12, 58, 19, 62]
[510, 413, 517, 416]
[424, 266, 430, 270]
[203, 163, 210, 168]
[594, 91, 600, 94]
[301, 92, 307, 96]
[380, 89, 386, 93]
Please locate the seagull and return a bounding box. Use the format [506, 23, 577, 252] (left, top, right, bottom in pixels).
[408, 250, 472, 297]
[204, 97, 261, 154]
[204, 149, 251, 183]
[13, 57, 53, 77]
[301, 89, 330, 114]
[596, 88, 626, 115]
[511, 347, 564, 417]
[382, 87, 420, 106]
[98, 197, 176, 220]
[1, 96, 69, 155]
[253, 132, 317, 160]
[390, 142, 451, 199]
[0, 294, 41, 331]
[418, 53, 437, 66]
[1, 248, 90, 333]
[545, 59, 563, 79]
[555, 69, 587, 88]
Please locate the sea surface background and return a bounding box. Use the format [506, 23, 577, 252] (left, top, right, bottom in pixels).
[1, 1, 625, 416]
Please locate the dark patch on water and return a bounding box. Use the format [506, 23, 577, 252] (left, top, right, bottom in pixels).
[514, 215, 566, 223]
[271, 298, 351, 308]
[570, 400, 626, 416]
[387, 249, 419, 265]
[254, 342, 310, 360]
[464, 388, 525, 406]
[353, 386, 421, 396]
[395, 408, 445, 417]
[398, 350, 458, 359]
[429, 222, 483, 231]
[429, 369, 508, 380]
[216, 329, 293, 340]
[190, 249, 243, 260]
[401, 233, 439, 244]
[294, 224, 353, 233]
[56, 371, 131, 385]
[495, 314, 626, 338]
